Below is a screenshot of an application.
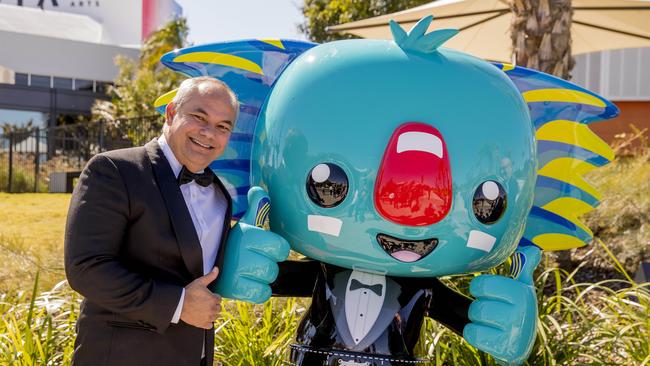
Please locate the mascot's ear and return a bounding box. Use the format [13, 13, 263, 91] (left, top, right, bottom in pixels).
[154, 39, 316, 218]
[493, 62, 619, 259]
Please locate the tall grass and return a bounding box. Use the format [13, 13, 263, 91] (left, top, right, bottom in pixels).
[583, 132, 650, 275]
[0, 163, 46, 193]
[530, 268, 649, 365]
[214, 298, 306, 365]
[0, 274, 79, 365]
[2, 265, 646, 365]
[413, 260, 650, 365]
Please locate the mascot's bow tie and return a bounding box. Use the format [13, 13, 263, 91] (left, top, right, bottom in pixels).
[178, 166, 214, 187]
[349, 279, 383, 296]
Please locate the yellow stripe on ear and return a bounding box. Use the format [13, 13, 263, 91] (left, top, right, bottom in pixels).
[173, 52, 264, 75]
[501, 63, 515, 71]
[523, 89, 606, 108]
[258, 39, 285, 49]
[532, 233, 587, 251]
[537, 157, 601, 200]
[255, 202, 270, 227]
[536, 120, 615, 161]
[541, 197, 594, 237]
[154, 89, 178, 109]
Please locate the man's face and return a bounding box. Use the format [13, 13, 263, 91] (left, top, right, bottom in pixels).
[165, 84, 236, 172]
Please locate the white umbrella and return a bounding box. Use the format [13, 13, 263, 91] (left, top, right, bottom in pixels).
[328, 0, 650, 62]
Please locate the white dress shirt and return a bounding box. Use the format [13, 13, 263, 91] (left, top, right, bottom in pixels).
[157, 135, 227, 325]
[345, 270, 386, 344]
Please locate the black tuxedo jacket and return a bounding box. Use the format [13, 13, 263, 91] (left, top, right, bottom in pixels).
[64, 139, 232, 366]
[272, 262, 472, 365]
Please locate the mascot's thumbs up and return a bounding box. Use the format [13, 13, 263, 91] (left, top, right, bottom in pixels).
[213, 187, 290, 303]
[463, 246, 542, 365]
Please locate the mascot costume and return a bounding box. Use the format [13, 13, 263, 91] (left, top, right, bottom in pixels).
[155, 16, 618, 365]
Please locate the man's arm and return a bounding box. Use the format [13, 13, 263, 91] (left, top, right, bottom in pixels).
[64, 154, 182, 334]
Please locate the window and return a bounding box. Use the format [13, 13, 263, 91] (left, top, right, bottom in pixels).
[53, 77, 73, 90]
[95, 81, 112, 94]
[30, 74, 51, 88]
[15, 73, 28, 86]
[0, 109, 49, 129]
[74, 79, 93, 91]
[573, 48, 650, 101]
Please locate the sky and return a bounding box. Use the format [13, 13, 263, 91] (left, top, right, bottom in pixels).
[175, 0, 307, 45]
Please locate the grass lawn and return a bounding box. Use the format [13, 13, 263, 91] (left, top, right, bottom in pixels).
[0, 193, 71, 292]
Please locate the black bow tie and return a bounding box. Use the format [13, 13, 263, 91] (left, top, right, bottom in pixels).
[178, 166, 214, 187]
[349, 279, 383, 296]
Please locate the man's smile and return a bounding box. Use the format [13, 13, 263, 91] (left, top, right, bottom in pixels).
[189, 136, 214, 150]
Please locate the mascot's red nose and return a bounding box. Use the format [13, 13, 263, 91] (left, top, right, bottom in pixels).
[374, 122, 453, 226]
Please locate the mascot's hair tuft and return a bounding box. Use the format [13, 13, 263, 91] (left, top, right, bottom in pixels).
[390, 15, 458, 54]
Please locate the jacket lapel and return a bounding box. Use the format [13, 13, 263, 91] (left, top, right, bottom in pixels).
[212, 174, 232, 272]
[145, 139, 204, 279]
[329, 270, 356, 348]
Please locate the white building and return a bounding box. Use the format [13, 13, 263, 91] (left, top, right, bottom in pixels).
[0, 0, 182, 128]
[572, 48, 650, 145]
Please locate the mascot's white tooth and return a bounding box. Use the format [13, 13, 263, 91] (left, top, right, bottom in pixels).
[308, 215, 342, 237]
[466, 230, 496, 252]
[396, 131, 443, 157]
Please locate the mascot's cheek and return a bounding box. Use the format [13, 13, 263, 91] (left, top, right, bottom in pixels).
[466, 230, 497, 252]
[307, 215, 343, 237]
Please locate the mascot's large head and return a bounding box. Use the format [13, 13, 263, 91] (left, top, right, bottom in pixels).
[156, 16, 618, 277]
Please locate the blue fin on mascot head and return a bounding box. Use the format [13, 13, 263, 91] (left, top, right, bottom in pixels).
[155, 15, 618, 366]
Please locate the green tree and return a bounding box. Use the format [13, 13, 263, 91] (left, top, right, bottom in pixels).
[511, 0, 574, 79]
[92, 17, 189, 145]
[300, 0, 432, 43]
[1, 120, 35, 144]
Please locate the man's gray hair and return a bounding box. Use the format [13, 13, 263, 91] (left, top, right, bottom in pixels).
[163, 76, 239, 133]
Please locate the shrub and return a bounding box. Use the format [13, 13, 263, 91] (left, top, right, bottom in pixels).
[0, 153, 47, 193]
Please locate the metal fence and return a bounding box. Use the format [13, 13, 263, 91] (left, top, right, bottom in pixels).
[0, 115, 164, 193]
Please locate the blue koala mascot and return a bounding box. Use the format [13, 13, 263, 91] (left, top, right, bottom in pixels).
[155, 16, 618, 366]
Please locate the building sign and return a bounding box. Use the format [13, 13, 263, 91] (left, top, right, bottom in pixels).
[69, 1, 100, 7]
[1, 0, 101, 8]
[2, 0, 180, 45]
[4, 0, 61, 8]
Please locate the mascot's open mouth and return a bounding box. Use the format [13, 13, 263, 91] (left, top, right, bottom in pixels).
[376, 233, 438, 263]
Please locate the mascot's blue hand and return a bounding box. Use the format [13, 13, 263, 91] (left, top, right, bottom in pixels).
[213, 187, 290, 303]
[463, 246, 542, 365]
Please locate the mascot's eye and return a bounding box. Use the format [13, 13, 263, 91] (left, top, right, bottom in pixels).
[306, 163, 349, 208]
[472, 181, 507, 224]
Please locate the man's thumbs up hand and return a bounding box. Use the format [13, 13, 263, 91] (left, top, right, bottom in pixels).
[196, 266, 220, 286]
[181, 267, 222, 329]
[213, 187, 290, 303]
[463, 246, 542, 365]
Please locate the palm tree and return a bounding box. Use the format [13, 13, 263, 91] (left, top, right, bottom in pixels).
[511, 0, 574, 79]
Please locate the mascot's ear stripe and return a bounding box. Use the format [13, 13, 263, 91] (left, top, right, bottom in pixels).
[494, 62, 619, 252]
[155, 89, 178, 115]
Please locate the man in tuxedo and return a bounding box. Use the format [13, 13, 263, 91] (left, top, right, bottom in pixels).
[64, 76, 238, 366]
